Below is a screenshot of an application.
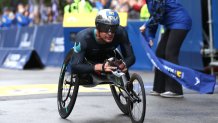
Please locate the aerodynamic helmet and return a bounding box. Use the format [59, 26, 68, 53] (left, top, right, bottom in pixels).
[95, 9, 120, 33]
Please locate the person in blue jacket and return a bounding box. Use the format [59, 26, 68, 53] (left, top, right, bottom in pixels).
[15, 13, 31, 27]
[140, 0, 192, 98]
[15, 3, 32, 27]
[0, 7, 15, 28]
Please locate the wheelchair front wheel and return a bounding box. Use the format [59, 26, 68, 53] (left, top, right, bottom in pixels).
[110, 85, 129, 115]
[57, 50, 79, 119]
[128, 73, 146, 123]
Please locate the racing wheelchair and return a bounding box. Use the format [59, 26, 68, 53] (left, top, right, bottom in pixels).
[57, 49, 146, 123]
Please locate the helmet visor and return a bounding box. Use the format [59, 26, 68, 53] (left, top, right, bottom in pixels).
[97, 23, 118, 33]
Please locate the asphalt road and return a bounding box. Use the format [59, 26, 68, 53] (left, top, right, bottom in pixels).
[0, 68, 218, 123]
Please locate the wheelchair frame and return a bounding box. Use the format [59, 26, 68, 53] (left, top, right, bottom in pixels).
[57, 49, 146, 123]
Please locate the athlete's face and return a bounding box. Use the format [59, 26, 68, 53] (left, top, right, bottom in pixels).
[96, 24, 118, 43]
[99, 31, 115, 43]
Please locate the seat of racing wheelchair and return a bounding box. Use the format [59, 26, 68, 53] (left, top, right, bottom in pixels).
[78, 72, 117, 87]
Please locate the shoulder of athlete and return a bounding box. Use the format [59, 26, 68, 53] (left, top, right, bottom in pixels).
[114, 26, 129, 42]
[114, 26, 127, 37]
[73, 28, 93, 53]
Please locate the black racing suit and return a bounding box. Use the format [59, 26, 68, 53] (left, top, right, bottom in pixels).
[70, 26, 135, 74]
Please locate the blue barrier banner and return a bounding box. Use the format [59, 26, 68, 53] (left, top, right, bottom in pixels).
[1, 49, 33, 69]
[212, 0, 218, 49]
[0, 30, 3, 47]
[141, 33, 216, 94]
[46, 24, 64, 66]
[127, 21, 150, 70]
[127, 20, 160, 71]
[0, 49, 8, 65]
[16, 26, 35, 49]
[33, 24, 64, 66]
[34, 25, 55, 64]
[178, 0, 204, 70]
[1, 28, 18, 48]
[0, 49, 43, 69]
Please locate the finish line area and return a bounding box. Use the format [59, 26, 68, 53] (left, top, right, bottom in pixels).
[0, 68, 217, 97]
[0, 84, 113, 97]
[0, 83, 154, 97]
[1, 83, 217, 97]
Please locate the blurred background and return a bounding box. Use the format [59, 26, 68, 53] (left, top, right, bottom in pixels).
[0, 0, 217, 75]
[0, 0, 148, 26]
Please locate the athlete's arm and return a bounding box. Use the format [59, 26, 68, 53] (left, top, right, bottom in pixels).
[70, 45, 95, 74]
[119, 27, 136, 68]
[71, 50, 115, 74]
[70, 31, 96, 74]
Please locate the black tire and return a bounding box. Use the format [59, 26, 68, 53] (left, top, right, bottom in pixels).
[57, 50, 79, 119]
[110, 85, 129, 115]
[128, 73, 146, 123]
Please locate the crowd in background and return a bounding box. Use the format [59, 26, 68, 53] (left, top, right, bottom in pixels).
[0, 0, 149, 29]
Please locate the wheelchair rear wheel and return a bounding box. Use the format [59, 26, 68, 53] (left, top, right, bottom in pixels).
[128, 73, 146, 123]
[57, 50, 79, 119]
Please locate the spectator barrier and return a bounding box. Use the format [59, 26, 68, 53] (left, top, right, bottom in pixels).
[178, 0, 204, 70]
[212, 0, 218, 49]
[0, 49, 8, 66]
[17, 27, 35, 49]
[0, 49, 43, 69]
[126, 20, 158, 70]
[1, 28, 18, 48]
[0, 24, 64, 69]
[33, 24, 64, 66]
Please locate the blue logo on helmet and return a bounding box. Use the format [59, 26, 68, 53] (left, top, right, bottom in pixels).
[106, 10, 119, 25]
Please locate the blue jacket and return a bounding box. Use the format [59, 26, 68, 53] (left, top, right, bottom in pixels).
[15, 13, 31, 27]
[145, 0, 192, 40]
[1, 14, 15, 28]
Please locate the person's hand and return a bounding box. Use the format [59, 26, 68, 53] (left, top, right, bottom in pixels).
[139, 24, 146, 32]
[108, 59, 127, 72]
[120, 65, 127, 72]
[143, 27, 154, 47]
[115, 59, 127, 72]
[94, 63, 116, 72]
[149, 40, 153, 47]
[104, 62, 117, 72]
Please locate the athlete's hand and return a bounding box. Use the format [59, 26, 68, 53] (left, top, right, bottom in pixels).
[107, 58, 127, 72]
[120, 65, 127, 72]
[114, 59, 127, 72]
[104, 62, 117, 72]
[94, 63, 116, 72]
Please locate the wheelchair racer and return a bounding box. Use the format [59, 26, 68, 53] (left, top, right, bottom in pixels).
[70, 9, 135, 77]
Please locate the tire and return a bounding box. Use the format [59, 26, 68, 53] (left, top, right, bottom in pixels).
[110, 85, 129, 115]
[128, 73, 146, 123]
[57, 50, 79, 119]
